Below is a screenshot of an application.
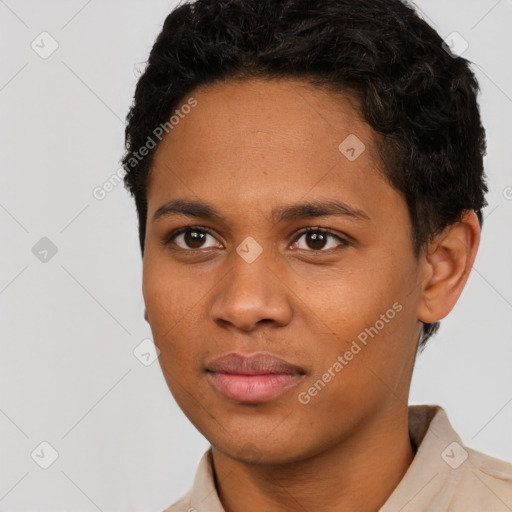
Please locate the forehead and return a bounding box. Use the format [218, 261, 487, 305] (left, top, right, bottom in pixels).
[152, 77, 375, 159]
[146, 78, 396, 221]
[178, 78, 364, 134]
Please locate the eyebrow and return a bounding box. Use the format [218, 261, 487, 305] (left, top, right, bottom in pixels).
[152, 198, 370, 224]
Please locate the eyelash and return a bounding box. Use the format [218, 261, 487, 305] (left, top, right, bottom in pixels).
[161, 225, 350, 253]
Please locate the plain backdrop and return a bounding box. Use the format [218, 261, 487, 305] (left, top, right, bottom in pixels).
[1, 0, 511, 510]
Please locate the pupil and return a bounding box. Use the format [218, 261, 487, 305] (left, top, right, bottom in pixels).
[182, 230, 328, 250]
[307, 232, 326, 250]
[185, 229, 205, 248]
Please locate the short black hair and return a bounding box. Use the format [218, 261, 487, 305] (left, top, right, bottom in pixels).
[122, 0, 488, 349]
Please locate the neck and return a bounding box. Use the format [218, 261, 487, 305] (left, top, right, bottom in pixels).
[211, 406, 414, 512]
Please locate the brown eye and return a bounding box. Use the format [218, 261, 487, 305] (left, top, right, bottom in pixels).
[293, 228, 349, 252]
[183, 229, 207, 249]
[164, 227, 221, 250]
[305, 231, 327, 250]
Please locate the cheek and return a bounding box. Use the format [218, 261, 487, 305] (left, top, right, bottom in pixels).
[306, 259, 407, 337]
[142, 258, 195, 352]
[306, 255, 418, 377]
[143, 246, 192, 319]
[142, 267, 204, 405]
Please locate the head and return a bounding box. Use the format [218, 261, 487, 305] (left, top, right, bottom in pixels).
[122, 0, 487, 463]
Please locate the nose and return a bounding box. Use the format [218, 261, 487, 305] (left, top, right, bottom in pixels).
[209, 246, 294, 332]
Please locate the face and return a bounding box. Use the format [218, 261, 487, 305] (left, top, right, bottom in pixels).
[142, 78, 425, 464]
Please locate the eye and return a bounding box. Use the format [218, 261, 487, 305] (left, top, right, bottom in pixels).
[162, 226, 221, 250]
[291, 227, 349, 252]
[162, 226, 350, 253]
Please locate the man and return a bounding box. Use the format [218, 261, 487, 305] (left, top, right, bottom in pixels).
[121, 0, 512, 510]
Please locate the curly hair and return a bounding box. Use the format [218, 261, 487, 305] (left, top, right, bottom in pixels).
[121, 0, 488, 349]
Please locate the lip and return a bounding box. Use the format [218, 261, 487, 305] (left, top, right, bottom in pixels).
[206, 352, 306, 403]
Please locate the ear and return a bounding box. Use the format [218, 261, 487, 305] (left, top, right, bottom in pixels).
[417, 210, 481, 323]
[144, 309, 149, 322]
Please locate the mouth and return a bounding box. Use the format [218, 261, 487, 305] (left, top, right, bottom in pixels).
[206, 352, 306, 403]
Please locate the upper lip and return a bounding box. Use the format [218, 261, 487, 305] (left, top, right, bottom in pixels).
[206, 352, 306, 375]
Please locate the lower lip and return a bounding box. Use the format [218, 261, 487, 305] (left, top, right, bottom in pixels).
[207, 372, 303, 403]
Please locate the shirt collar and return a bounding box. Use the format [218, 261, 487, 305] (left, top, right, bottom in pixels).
[379, 405, 466, 511]
[187, 405, 464, 512]
[189, 448, 225, 512]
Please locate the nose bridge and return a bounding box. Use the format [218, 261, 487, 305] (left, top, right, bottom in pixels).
[210, 239, 293, 330]
[229, 240, 278, 302]
[231, 244, 274, 297]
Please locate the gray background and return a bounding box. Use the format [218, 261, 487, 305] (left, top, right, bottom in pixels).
[1, 0, 511, 510]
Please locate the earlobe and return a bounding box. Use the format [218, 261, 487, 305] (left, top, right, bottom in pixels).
[144, 309, 149, 322]
[417, 210, 481, 324]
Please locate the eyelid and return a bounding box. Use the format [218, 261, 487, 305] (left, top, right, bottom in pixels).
[162, 225, 351, 251]
[161, 225, 223, 249]
[290, 226, 350, 251]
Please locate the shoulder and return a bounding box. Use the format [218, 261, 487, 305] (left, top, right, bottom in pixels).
[161, 489, 193, 512]
[453, 446, 512, 510]
[404, 405, 512, 511]
[468, 446, 512, 481]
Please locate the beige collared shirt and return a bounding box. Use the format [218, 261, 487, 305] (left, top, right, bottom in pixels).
[163, 405, 512, 511]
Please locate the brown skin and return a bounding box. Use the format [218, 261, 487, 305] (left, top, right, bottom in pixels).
[142, 78, 480, 512]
